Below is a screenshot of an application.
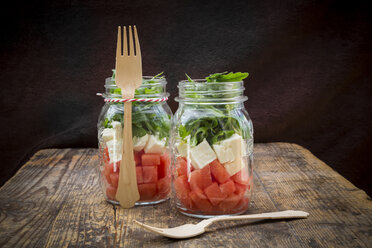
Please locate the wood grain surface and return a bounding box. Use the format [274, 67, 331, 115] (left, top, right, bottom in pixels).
[0, 143, 371, 247]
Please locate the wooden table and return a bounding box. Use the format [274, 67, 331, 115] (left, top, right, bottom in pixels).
[0, 143, 371, 247]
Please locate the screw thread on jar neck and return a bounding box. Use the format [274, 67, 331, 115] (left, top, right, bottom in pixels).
[104, 76, 169, 99]
[175, 79, 247, 104]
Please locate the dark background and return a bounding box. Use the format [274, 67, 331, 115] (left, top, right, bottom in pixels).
[1, 0, 371, 195]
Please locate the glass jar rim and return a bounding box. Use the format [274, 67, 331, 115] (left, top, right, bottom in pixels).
[104, 76, 169, 99]
[176, 79, 248, 104]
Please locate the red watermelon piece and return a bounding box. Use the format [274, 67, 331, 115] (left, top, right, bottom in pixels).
[158, 153, 170, 179]
[189, 190, 213, 213]
[219, 193, 241, 212]
[101, 147, 110, 164]
[232, 169, 249, 185]
[141, 153, 160, 166]
[136, 166, 144, 184]
[174, 175, 192, 208]
[234, 182, 248, 197]
[220, 180, 236, 196]
[176, 157, 188, 176]
[103, 163, 115, 184]
[142, 166, 158, 183]
[157, 177, 170, 198]
[210, 160, 230, 184]
[189, 165, 213, 191]
[106, 185, 117, 200]
[234, 197, 249, 212]
[138, 183, 157, 201]
[134, 150, 143, 165]
[204, 182, 227, 206]
[109, 173, 119, 188]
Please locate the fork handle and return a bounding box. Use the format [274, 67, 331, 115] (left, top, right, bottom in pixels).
[205, 210, 309, 226]
[115, 101, 140, 208]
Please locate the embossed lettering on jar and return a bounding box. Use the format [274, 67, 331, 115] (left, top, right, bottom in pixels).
[97, 73, 172, 205]
[172, 79, 254, 218]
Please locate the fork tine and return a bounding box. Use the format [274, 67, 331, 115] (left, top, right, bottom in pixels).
[128, 25, 135, 56]
[123, 26, 128, 56]
[116, 26, 122, 57]
[133, 25, 141, 57]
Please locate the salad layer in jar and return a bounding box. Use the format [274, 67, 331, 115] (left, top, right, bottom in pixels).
[98, 71, 172, 205]
[172, 72, 254, 217]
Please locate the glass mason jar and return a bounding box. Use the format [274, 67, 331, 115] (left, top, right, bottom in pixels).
[172, 79, 254, 218]
[97, 74, 172, 205]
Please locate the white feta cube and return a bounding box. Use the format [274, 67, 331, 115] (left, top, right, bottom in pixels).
[190, 139, 216, 169]
[111, 121, 123, 140]
[133, 134, 149, 151]
[224, 158, 244, 176]
[144, 135, 166, 154]
[106, 139, 122, 163]
[177, 141, 189, 157]
[101, 128, 115, 142]
[212, 144, 235, 164]
[220, 134, 243, 155]
[241, 140, 248, 156]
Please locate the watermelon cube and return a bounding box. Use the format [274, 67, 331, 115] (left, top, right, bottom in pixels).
[136, 166, 144, 184]
[234, 197, 249, 212]
[102, 170, 111, 185]
[103, 163, 115, 184]
[234, 182, 248, 197]
[210, 160, 230, 184]
[157, 177, 170, 198]
[220, 180, 236, 196]
[189, 189, 213, 213]
[101, 147, 110, 164]
[158, 153, 170, 179]
[106, 185, 117, 200]
[219, 193, 241, 212]
[138, 183, 157, 201]
[232, 169, 249, 185]
[134, 150, 143, 165]
[142, 166, 158, 183]
[174, 175, 192, 208]
[189, 165, 213, 191]
[110, 173, 119, 188]
[176, 157, 188, 176]
[204, 182, 227, 206]
[141, 154, 161, 166]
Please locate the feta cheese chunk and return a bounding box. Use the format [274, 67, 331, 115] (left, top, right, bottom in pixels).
[144, 135, 166, 154]
[101, 121, 123, 143]
[190, 139, 216, 169]
[133, 134, 149, 151]
[111, 121, 123, 140]
[177, 141, 189, 157]
[215, 134, 246, 175]
[213, 133, 243, 164]
[221, 134, 243, 155]
[212, 144, 235, 164]
[101, 128, 115, 142]
[106, 139, 122, 163]
[224, 158, 244, 176]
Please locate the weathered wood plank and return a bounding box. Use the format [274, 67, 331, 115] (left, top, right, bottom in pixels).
[0, 144, 371, 247]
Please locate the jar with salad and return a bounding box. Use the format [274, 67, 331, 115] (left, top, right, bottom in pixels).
[98, 71, 172, 205]
[172, 72, 254, 218]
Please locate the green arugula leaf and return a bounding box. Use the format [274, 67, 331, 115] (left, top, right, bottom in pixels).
[103, 71, 170, 142]
[179, 71, 250, 147]
[205, 72, 249, 82]
[185, 73, 194, 82]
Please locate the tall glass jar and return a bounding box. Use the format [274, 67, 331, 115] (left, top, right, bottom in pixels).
[97, 73, 172, 205]
[172, 79, 254, 218]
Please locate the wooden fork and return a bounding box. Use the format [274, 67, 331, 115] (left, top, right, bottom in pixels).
[114, 26, 142, 208]
[134, 210, 309, 239]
